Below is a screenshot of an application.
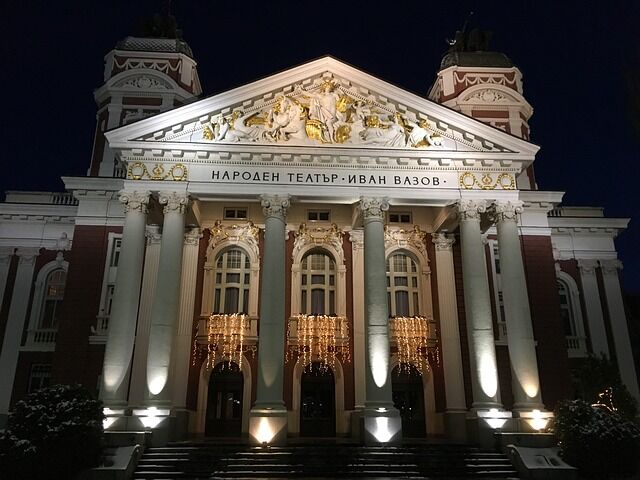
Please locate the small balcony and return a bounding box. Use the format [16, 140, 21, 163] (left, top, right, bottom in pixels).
[23, 328, 57, 351]
[287, 314, 351, 368]
[389, 315, 439, 374]
[566, 335, 588, 358]
[89, 316, 110, 344]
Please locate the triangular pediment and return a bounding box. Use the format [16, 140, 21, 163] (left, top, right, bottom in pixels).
[106, 56, 538, 159]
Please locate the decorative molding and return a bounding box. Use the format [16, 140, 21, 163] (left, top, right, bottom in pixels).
[385, 225, 428, 259]
[459, 172, 515, 190]
[0, 248, 13, 264]
[55, 232, 71, 251]
[260, 194, 290, 220]
[15, 247, 40, 264]
[293, 223, 345, 264]
[119, 75, 170, 90]
[491, 200, 524, 223]
[208, 220, 260, 261]
[432, 232, 455, 251]
[456, 199, 487, 222]
[119, 190, 150, 214]
[600, 259, 623, 275]
[359, 196, 389, 221]
[159, 192, 190, 215]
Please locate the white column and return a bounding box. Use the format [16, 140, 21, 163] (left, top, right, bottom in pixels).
[432, 233, 467, 438]
[101, 191, 150, 406]
[577, 259, 610, 357]
[249, 194, 289, 445]
[349, 230, 366, 410]
[360, 197, 401, 444]
[146, 192, 189, 404]
[600, 259, 640, 401]
[172, 227, 202, 408]
[128, 226, 162, 406]
[0, 248, 39, 423]
[493, 201, 543, 410]
[0, 249, 38, 401]
[0, 248, 14, 310]
[457, 199, 502, 409]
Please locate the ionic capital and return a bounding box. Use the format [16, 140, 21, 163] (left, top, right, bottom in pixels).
[159, 191, 190, 215]
[456, 199, 487, 222]
[577, 258, 598, 275]
[15, 247, 40, 265]
[119, 190, 150, 214]
[260, 194, 290, 220]
[184, 227, 203, 246]
[145, 225, 162, 245]
[432, 232, 455, 251]
[600, 259, 623, 275]
[359, 196, 389, 222]
[491, 200, 524, 223]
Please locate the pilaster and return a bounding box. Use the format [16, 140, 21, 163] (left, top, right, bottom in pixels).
[577, 259, 610, 357]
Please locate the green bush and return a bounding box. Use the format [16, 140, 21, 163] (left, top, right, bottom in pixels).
[0, 384, 104, 480]
[555, 399, 640, 479]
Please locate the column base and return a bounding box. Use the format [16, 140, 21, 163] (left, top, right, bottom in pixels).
[249, 407, 288, 446]
[361, 407, 402, 445]
[466, 409, 513, 449]
[444, 410, 468, 443]
[512, 408, 553, 433]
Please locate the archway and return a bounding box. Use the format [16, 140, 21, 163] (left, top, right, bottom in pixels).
[392, 363, 426, 437]
[300, 362, 336, 437]
[205, 362, 244, 436]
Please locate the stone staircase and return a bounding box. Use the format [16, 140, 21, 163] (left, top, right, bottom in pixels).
[133, 442, 519, 479]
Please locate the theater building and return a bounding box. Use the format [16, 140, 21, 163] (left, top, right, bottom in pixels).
[0, 29, 637, 446]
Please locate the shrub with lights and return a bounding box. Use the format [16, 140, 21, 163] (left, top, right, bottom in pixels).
[0, 384, 104, 479]
[554, 398, 640, 479]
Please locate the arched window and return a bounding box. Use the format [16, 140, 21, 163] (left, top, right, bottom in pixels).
[300, 250, 336, 315]
[213, 248, 251, 314]
[558, 279, 577, 336]
[40, 269, 66, 328]
[386, 252, 420, 317]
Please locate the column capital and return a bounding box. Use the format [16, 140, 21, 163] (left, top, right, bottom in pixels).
[359, 196, 389, 222]
[15, 247, 39, 265]
[119, 190, 150, 214]
[145, 225, 162, 245]
[577, 258, 599, 275]
[260, 194, 290, 220]
[184, 227, 203, 246]
[0, 248, 14, 265]
[432, 232, 456, 251]
[491, 200, 524, 223]
[456, 199, 487, 222]
[600, 259, 623, 275]
[348, 229, 364, 250]
[159, 191, 190, 215]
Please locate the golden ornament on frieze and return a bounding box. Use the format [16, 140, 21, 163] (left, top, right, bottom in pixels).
[458, 172, 515, 190]
[126, 161, 188, 181]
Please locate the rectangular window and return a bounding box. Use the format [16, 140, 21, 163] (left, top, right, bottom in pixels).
[307, 210, 330, 222]
[224, 207, 248, 220]
[388, 212, 412, 224]
[28, 364, 51, 393]
[110, 238, 122, 267]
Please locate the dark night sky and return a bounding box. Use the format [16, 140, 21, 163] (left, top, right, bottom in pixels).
[2, 1, 639, 292]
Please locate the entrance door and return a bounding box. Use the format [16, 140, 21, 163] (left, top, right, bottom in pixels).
[392, 364, 426, 437]
[205, 362, 243, 436]
[300, 362, 336, 437]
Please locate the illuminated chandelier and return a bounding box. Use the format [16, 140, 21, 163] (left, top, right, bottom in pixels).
[193, 313, 255, 369]
[287, 314, 351, 371]
[389, 315, 439, 375]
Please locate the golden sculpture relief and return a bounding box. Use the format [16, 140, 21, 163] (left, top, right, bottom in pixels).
[126, 162, 188, 181]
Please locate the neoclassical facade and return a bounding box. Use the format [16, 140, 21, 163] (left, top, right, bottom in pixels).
[0, 31, 637, 446]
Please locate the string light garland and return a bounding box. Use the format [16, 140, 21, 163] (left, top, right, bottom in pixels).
[287, 314, 351, 372]
[389, 315, 439, 375]
[192, 313, 256, 369]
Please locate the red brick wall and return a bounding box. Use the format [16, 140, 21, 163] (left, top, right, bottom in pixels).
[495, 346, 514, 409]
[521, 235, 571, 408]
[0, 254, 18, 348]
[52, 226, 121, 396]
[343, 234, 355, 411]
